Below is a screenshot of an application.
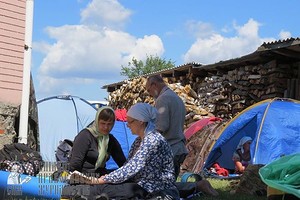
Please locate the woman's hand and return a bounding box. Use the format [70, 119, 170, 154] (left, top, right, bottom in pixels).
[92, 175, 106, 184]
[234, 161, 245, 173]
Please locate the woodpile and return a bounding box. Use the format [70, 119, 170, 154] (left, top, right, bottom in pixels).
[108, 60, 294, 126]
[108, 77, 152, 109]
[191, 60, 294, 119]
[106, 60, 298, 175]
[108, 76, 215, 129]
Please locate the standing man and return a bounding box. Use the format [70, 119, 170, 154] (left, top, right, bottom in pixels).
[146, 75, 188, 178]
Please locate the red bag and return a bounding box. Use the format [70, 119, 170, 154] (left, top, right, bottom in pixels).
[212, 163, 229, 176]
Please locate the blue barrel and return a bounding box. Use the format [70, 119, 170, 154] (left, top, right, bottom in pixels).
[0, 170, 66, 199]
[181, 172, 202, 182]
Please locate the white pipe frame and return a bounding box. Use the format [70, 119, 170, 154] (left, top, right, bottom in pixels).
[19, 0, 34, 144]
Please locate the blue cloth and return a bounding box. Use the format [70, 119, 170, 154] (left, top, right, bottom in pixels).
[127, 103, 157, 123]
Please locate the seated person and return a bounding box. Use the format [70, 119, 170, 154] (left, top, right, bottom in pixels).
[62, 103, 218, 199]
[69, 106, 126, 177]
[232, 136, 252, 173]
[63, 103, 180, 199]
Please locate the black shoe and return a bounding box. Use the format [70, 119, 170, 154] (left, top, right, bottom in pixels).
[72, 195, 89, 200]
[96, 193, 109, 200]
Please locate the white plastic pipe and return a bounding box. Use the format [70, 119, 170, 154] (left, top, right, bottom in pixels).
[19, 0, 34, 144]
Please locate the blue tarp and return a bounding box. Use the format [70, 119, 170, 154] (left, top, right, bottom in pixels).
[204, 98, 300, 170]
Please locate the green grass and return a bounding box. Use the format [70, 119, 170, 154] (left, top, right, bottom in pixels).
[192, 178, 267, 200]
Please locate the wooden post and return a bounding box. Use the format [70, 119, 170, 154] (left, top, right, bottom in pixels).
[286, 79, 291, 98]
[296, 79, 299, 100]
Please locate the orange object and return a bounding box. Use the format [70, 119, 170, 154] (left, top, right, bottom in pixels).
[267, 186, 285, 197]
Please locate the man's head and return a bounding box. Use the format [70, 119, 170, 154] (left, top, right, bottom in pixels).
[146, 75, 166, 98]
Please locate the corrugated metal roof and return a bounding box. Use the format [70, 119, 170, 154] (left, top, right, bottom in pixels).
[196, 37, 300, 72]
[102, 62, 202, 92]
[102, 37, 300, 92]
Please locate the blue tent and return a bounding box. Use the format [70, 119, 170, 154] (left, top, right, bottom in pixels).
[37, 95, 136, 169]
[38, 95, 97, 162]
[106, 120, 136, 169]
[204, 98, 300, 171]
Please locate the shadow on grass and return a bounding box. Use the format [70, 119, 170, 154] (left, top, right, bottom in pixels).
[191, 178, 267, 200]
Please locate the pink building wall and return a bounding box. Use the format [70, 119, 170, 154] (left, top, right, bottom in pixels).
[0, 0, 26, 105]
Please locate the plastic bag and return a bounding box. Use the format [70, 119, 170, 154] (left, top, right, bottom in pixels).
[259, 153, 300, 198]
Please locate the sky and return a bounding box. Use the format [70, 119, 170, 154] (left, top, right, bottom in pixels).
[31, 0, 300, 102]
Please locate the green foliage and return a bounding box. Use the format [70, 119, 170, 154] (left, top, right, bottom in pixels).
[120, 55, 175, 78]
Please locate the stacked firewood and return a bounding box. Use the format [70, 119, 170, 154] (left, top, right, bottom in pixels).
[108, 78, 150, 109]
[190, 60, 292, 119]
[108, 60, 292, 124]
[108, 77, 213, 128]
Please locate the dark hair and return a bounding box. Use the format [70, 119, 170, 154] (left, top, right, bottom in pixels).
[147, 75, 164, 84]
[99, 108, 115, 122]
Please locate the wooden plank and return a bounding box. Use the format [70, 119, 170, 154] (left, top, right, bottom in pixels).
[0, 66, 23, 76]
[295, 79, 300, 100]
[286, 79, 291, 98]
[0, 1, 26, 13]
[0, 28, 25, 40]
[0, 0, 26, 4]
[0, 41, 24, 52]
[0, 35, 24, 47]
[248, 74, 261, 79]
[0, 61, 23, 70]
[0, 21, 25, 33]
[0, 54, 24, 67]
[0, 74, 23, 83]
[0, 15, 25, 27]
[290, 79, 295, 99]
[0, 80, 23, 90]
[0, 48, 24, 58]
[0, 5, 26, 18]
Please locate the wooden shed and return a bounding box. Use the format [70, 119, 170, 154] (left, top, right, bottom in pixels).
[102, 37, 300, 122]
